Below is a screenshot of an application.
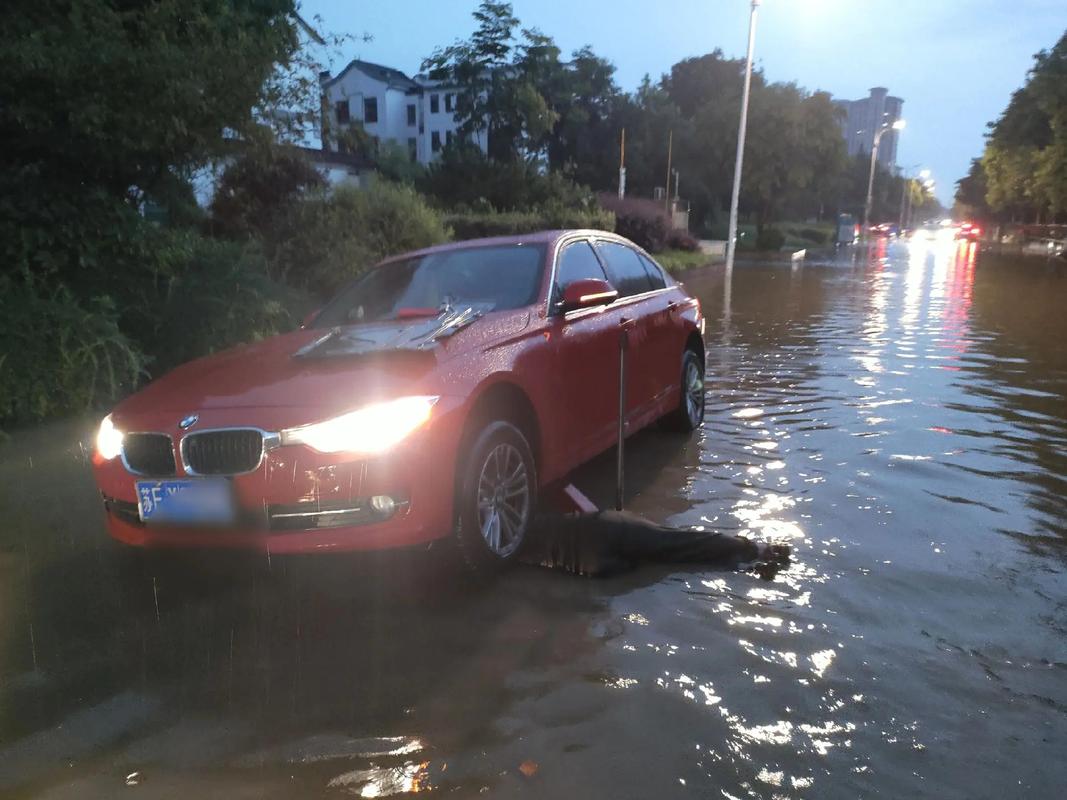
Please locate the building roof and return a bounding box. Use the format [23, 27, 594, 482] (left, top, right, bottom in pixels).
[325, 59, 420, 92]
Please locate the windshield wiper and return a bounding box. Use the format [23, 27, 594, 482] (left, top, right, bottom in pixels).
[422, 306, 485, 346]
[292, 327, 341, 358]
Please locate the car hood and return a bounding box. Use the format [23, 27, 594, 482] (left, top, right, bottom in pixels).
[115, 309, 530, 419]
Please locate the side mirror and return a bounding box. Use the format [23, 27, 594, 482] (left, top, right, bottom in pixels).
[560, 278, 618, 313]
[300, 309, 320, 329]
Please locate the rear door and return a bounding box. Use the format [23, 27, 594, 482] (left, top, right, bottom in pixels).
[636, 251, 687, 408]
[594, 240, 672, 424]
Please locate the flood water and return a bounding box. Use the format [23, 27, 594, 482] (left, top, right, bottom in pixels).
[1, 239, 1066, 798]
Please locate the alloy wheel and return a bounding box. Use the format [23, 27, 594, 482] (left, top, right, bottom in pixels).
[476, 442, 530, 557]
[685, 359, 705, 425]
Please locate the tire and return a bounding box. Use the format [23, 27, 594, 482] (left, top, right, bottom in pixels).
[664, 348, 706, 432]
[454, 421, 537, 573]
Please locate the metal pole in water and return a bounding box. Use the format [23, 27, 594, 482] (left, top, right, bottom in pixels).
[616, 325, 628, 511]
[724, 0, 760, 273]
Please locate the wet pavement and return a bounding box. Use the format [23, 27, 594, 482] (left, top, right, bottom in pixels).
[2, 238, 1066, 798]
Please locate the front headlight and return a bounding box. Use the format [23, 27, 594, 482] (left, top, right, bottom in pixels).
[280, 396, 439, 455]
[95, 414, 124, 460]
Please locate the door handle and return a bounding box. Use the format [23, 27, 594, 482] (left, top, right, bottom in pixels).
[666, 301, 680, 313]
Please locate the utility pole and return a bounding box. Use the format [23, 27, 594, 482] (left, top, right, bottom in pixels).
[618, 128, 626, 199]
[664, 130, 673, 214]
[864, 119, 906, 234]
[725, 0, 760, 273]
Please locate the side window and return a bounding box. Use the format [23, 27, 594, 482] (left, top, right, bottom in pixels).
[597, 242, 655, 297]
[553, 241, 608, 307]
[639, 253, 668, 290]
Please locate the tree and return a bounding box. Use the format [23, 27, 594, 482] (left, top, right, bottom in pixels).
[954, 158, 990, 220]
[423, 2, 536, 161]
[0, 0, 302, 294]
[210, 139, 325, 238]
[1, 0, 299, 206]
[663, 50, 753, 118]
[541, 47, 622, 184]
[967, 29, 1067, 223]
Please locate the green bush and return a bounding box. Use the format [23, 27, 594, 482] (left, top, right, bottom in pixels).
[209, 144, 325, 239]
[775, 223, 831, 247]
[598, 195, 676, 252]
[125, 231, 299, 376]
[666, 228, 700, 251]
[799, 226, 829, 244]
[270, 182, 451, 296]
[756, 227, 786, 251]
[656, 249, 713, 273]
[0, 278, 146, 424]
[420, 145, 595, 210]
[444, 206, 614, 239]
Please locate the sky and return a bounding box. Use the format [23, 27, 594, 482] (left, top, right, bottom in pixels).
[302, 0, 1067, 205]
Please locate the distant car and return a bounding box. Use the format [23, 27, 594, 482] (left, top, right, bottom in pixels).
[955, 222, 983, 241]
[869, 223, 899, 238]
[91, 231, 706, 569]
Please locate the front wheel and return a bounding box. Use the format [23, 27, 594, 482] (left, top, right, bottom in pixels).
[454, 421, 537, 573]
[664, 348, 706, 432]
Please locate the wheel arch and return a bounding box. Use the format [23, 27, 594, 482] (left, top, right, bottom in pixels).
[459, 378, 542, 477]
[685, 330, 706, 364]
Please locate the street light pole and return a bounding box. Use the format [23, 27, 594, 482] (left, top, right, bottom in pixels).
[724, 0, 760, 273]
[863, 118, 905, 235]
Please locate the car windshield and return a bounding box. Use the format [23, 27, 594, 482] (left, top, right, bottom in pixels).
[313, 243, 546, 328]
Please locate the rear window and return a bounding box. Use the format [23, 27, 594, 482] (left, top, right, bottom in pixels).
[596, 241, 655, 297]
[314, 244, 546, 327]
[639, 253, 668, 290]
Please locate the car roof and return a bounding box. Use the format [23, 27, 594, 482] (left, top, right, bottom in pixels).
[378, 229, 629, 265]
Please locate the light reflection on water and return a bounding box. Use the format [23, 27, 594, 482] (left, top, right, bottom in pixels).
[602, 240, 1067, 797]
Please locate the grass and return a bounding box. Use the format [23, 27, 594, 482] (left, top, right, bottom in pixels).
[656, 249, 717, 274]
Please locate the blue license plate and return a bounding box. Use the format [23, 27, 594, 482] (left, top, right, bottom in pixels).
[136, 479, 235, 525]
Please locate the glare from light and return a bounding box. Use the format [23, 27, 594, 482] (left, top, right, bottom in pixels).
[891, 119, 906, 131]
[96, 414, 124, 460]
[919, 169, 931, 180]
[281, 396, 439, 455]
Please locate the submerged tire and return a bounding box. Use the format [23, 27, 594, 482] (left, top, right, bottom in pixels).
[665, 348, 706, 432]
[454, 421, 537, 573]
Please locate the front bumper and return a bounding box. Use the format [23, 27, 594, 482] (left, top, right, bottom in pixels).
[92, 412, 462, 554]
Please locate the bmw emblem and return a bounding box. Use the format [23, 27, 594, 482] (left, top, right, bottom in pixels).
[178, 414, 199, 430]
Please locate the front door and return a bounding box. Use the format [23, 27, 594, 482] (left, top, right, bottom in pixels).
[548, 240, 628, 468]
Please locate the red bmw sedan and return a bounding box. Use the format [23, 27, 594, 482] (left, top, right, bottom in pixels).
[92, 230, 706, 569]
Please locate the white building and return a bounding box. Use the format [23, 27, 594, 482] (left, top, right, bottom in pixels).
[320, 59, 487, 165]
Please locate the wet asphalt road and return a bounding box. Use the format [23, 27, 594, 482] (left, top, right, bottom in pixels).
[1, 238, 1066, 798]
